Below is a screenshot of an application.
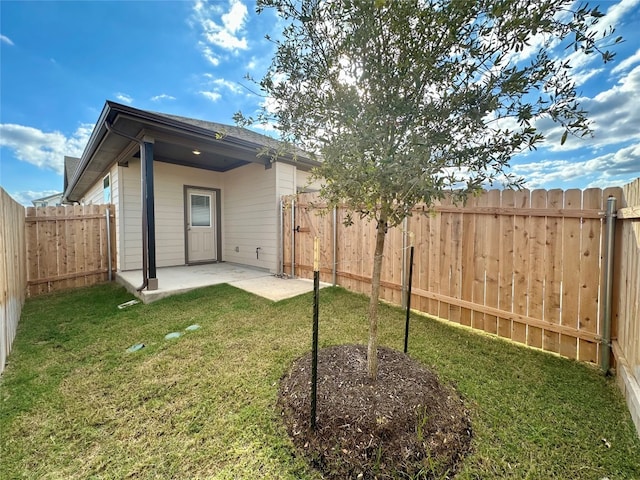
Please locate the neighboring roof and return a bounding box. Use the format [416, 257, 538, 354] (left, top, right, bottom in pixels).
[63, 101, 320, 203]
[32, 192, 63, 205]
[64, 156, 81, 192]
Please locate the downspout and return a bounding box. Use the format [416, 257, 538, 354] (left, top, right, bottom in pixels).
[601, 196, 617, 374]
[105, 121, 151, 292]
[105, 207, 112, 282]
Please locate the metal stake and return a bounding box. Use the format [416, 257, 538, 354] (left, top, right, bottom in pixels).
[404, 234, 415, 354]
[311, 237, 320, 430]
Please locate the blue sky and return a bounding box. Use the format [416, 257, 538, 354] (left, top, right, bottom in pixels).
[1, 0, 639, 205]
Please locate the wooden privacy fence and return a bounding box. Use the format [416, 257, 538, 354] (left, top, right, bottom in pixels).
[25, 204, 116, 296]
[1, 188, 27, 375]
[612, 178, 640, 435]
[283, 185, 628, 366]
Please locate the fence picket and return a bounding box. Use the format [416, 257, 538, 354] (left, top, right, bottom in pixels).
[281, 181, 637, 368]
[24, 205, 115, 296]
[543, 189, 563, 354]
[498, 189, 515, 339]
[578, 189, 602, 363]
[484, 190, 501, 335]
[511, 190, 530, 345]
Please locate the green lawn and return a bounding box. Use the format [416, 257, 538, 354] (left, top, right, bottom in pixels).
[1, 283, 639, 479]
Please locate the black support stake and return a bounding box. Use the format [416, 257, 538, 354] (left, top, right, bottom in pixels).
[311, 237, 320, 431]
[404, 244, 415, 354]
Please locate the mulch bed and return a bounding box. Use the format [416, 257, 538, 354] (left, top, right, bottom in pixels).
[277, 344, 473, 479]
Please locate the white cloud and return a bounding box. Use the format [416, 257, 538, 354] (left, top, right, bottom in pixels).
[204, 28, 247, 50]
[196, 76, 244, 103]
[252, 122, 278, 133]
[9, 190, 61, 207]
[572, 67, 604, 87]
[192, 0, 249, 65]
[150, 93, 176, 102]
[212, 78, 243, 94]
[512, 142, 640, 189]
[115, 92, 133, 104]
[561, 0, 639, 81]
[200, 90, 221, 102]
[0, 123, 93, 175]
[1, 34, 14, 46]
[612, 48, 640, 74]
[537, 65, 640, 151]
[200, 43, 220, 66]
[596, 0, 640, 37]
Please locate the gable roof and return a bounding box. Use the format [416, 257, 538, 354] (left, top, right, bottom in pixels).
[31, 192, 63, 205]
[64, 156, 81, 192]
[63, 101, 319, 203]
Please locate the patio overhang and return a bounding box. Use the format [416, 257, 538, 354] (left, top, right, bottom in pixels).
[63, 100, 319, 204]
[62, 100, 320, 293]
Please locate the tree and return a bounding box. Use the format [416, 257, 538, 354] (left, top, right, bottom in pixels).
[237, 0, 621, 380]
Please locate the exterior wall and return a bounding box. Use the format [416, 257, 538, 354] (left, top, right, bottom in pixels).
[79, 157, 307, 274]
[222, 163, 279, 271]
[296, 169, 322, 192]
[120, 160, 141, 271]
[80, 164, 120, 269]
[81, 176, 106, 205]
[119, 159, 223, 271]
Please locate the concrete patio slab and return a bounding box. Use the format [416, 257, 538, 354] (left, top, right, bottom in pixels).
[116, 263, 330, 303]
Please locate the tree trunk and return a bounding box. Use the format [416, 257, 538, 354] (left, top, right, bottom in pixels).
[367, 216, 387, 380]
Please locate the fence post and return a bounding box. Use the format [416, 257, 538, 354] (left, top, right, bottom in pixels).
[401, 217, 408, 309]
[601, 196, 617, 373]
[332, 206, 337, 286]
[291, 197, 296, 279]
[279, 199, 284, 276]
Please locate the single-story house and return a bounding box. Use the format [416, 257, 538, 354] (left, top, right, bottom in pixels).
[31, 192, 63, 207]
[63, 100, 319, 291]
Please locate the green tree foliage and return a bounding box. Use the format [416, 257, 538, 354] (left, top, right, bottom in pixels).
[237, 0, 621, 379]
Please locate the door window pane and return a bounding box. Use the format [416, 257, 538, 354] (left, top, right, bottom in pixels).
[191, 194, 211, 227]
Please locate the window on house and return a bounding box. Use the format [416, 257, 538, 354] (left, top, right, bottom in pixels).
[191, 194, 211, 226]
[103, 174, 111, 203]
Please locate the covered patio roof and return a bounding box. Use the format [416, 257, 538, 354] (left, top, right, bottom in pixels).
[63, 100, 319, 203]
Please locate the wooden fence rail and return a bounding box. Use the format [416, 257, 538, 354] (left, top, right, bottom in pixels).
[25, 205, 116, 297]
[283, 186, 623, 365]
[0, 188, 27, 375]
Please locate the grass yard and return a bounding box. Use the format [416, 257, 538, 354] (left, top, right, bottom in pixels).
[1, 283, 639, 479]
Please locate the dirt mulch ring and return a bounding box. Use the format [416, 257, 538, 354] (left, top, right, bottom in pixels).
[277, 344, 473, 479]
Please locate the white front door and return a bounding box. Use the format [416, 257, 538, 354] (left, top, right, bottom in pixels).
[187, 188, 217, 263]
